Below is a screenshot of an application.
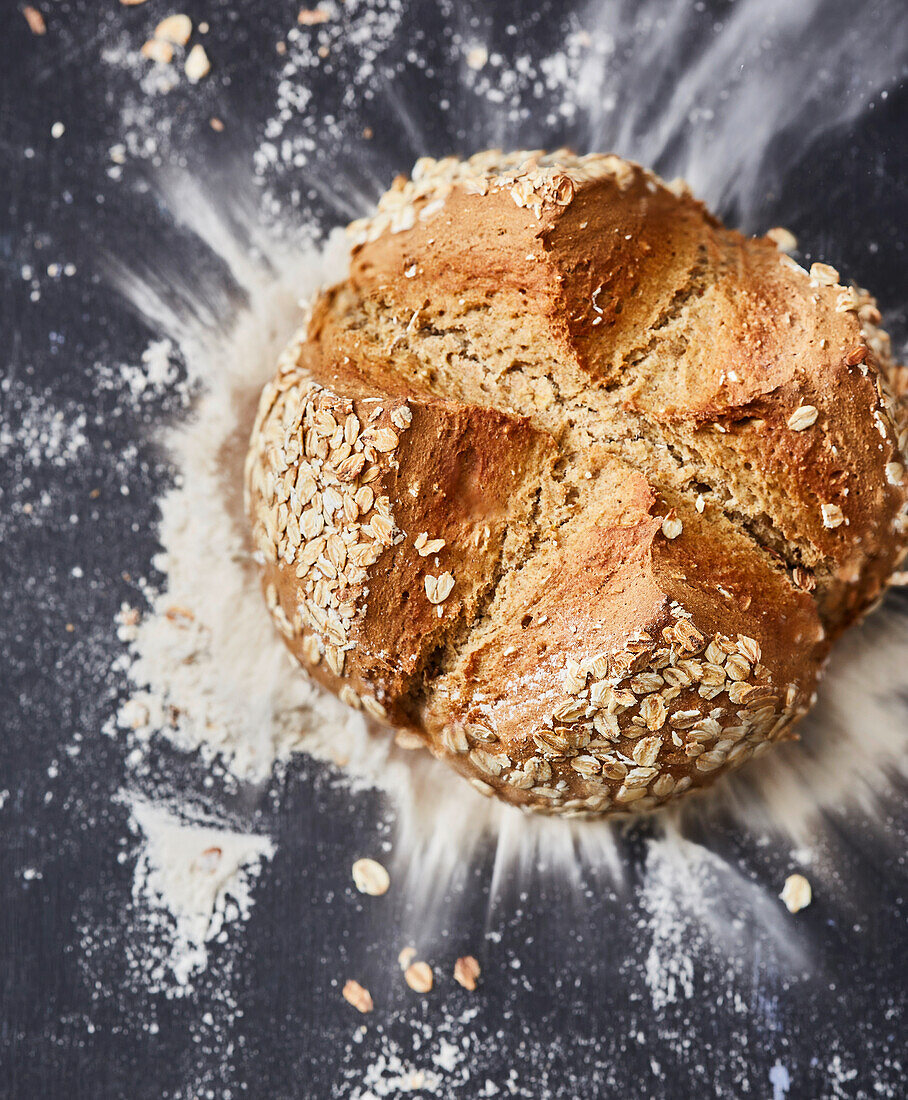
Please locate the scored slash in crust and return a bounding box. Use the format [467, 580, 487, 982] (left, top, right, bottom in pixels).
[246, 149, 908, 818]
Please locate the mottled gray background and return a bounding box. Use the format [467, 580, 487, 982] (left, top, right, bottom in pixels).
[1, 1, 906, 1097]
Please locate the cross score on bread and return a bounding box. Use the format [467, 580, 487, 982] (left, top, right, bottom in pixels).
[245, 150, 908, 817]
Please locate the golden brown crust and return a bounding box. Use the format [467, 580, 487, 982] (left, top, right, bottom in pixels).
[346, 153, 906, 629]
[245, 327, 553, 728]
[421, 454, 824, 814]
[246, 149, 908, 817]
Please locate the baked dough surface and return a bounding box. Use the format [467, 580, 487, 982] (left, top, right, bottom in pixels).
[246, 150, 908, 816]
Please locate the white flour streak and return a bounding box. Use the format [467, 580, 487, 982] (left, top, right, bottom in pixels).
[123, 794, 274, 990]
[111, 193, 372, 784]
[640, 830, 804, 1012]
[716, 608, 908, 845]
[95, 338, 181, 402]
[63, 3, 907, 1093]
[341, 1008, 477, 1099]
[573, 0, 905, 221]
[110, 175, 907, 927]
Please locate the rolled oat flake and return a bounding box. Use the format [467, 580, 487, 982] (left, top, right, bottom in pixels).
[351, 857, 390, 896]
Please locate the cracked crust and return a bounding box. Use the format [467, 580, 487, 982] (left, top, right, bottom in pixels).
[247, 149, 908, 817]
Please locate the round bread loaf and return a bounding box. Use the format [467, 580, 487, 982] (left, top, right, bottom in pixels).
[246, 149, 908, 817]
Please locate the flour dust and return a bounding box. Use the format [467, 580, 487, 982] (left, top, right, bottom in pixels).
[37, 0, 905, 1095]
[110, 169, 907, 966]
[122, 794, 275, 992]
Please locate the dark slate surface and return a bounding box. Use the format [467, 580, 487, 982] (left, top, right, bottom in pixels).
[1, 2, 906, 1097]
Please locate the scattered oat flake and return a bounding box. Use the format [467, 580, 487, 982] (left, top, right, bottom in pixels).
[809, 262, 839, 286]
[22, 6, 46, 34]
[398, 946, 417, 970]
[425, 572, 455, 604]
[787, 405, 818, 431]
[193, 846, 222, 874]
[351, 857, 390, 896]
[767, 227, 797, 253]
[372, 427, 399, 452]
[453, 955, 481, 990]
[165, 604, 195, 623]
[298, 6, 330, 23]
[209, 117, 224, 132]
[184, 43, 210, 82]
[155, 14, 192, 46]
[342, 979, 373, 1013]
[416, 537, 445, 557]
[395, 730, 424, 750]
[404, 961, 433, 993]
[661, 515, 683, 540]
[821, 503, 845, 529]
[141, 38, 174, 64]
[885, 462, 904, 486]
[120, 0, 148, 4]
[780, 873, 812, 913]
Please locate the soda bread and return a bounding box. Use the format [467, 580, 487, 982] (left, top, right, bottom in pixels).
[246, 150, 908, 817]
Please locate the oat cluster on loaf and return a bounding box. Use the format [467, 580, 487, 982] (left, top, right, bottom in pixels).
[246, 149, 908, 817]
